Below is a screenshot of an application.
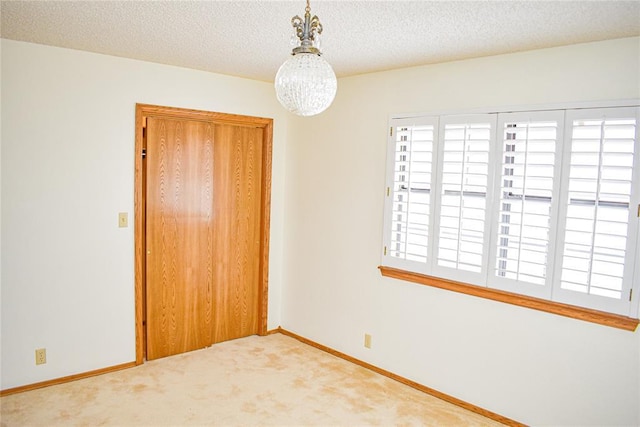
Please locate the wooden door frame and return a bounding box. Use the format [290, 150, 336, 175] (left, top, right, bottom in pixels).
[134, 103, 273, 365]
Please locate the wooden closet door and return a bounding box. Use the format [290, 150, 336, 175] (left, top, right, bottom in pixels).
[212, 124, 263, 343]
[145, 117, 214, 360]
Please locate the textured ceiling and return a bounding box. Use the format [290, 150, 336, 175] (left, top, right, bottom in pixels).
[1, 1, 639, 82]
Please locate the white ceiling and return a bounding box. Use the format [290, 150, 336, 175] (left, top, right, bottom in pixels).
[2, 1, 639, 82]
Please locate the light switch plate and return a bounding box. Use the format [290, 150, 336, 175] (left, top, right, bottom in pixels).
[118, 212, 128, 228]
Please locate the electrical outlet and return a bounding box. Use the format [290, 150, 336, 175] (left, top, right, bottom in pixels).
[35, 348, 47, 365]
[364, 333, 372, 349]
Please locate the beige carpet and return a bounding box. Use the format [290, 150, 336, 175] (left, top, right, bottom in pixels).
[1, 333, 503, 426]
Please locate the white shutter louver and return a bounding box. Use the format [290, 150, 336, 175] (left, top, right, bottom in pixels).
[436, 121, 492, 274]
[388, 124, 434, 263]
[495, 118, 559, 286]
[560, 115, 637, 300]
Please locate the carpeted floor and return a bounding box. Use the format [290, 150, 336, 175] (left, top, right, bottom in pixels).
[0, 333, 503, 426]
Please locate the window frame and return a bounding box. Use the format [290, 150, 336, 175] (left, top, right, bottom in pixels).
[380, 100, 640, 330]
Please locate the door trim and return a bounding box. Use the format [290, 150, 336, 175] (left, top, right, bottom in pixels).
[134, 103, 273, 365]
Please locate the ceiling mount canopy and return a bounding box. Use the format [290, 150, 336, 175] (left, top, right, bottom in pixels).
[274, 0, 337, 117]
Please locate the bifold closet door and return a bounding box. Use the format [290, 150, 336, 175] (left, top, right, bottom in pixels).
[212, 124, 263, 344]
[145, 117, 263, 361]
[145, 117, 215, 360]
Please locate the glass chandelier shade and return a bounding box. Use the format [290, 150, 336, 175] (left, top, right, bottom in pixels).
[275, 0, 337, 117]
[275, 53, 337, 117]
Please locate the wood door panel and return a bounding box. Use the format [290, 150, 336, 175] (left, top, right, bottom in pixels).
[146, 118, 214, 360]
[213, 124, 263, 343]
[135, 104, 273, 365]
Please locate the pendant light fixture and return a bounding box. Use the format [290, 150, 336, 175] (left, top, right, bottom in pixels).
[274, 0, 337, 117]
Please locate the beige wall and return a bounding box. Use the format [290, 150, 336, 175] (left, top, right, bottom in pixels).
[0, 39, 288, 389]
[281, 37, 640, 426]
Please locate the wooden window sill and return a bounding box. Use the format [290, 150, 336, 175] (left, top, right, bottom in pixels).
[379, 266, 639, 332]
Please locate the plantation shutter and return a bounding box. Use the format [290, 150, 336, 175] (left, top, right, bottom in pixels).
[433, 115, 495, 284]
[382, 103, 639, 319]
[382, 118, 437, 271]
[554, 107, 640, 314]
[488, 111, 563, 298]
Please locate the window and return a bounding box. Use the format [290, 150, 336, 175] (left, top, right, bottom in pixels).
[386, 119, 436, 267]
[433, 116, 494, 283]
[554, 108, 639, 315]
[488, 111, 563, 299]
[382, 104, 640, 321]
